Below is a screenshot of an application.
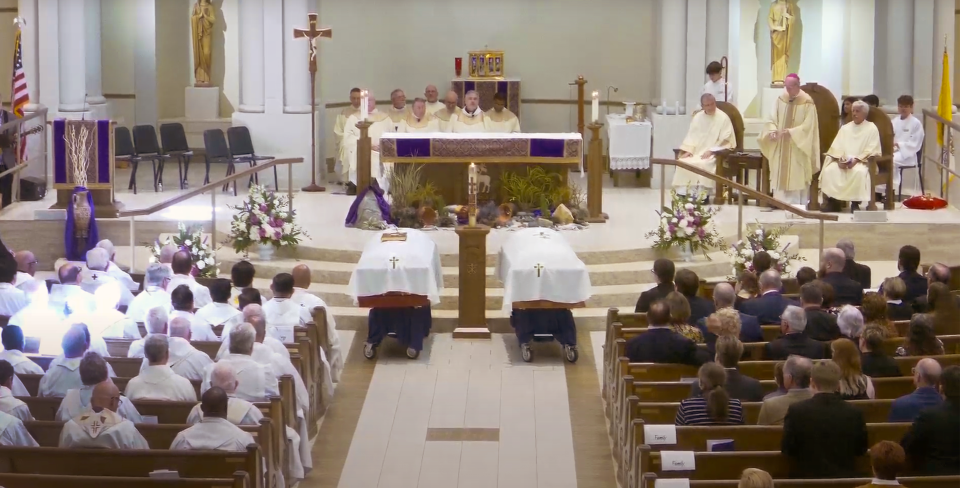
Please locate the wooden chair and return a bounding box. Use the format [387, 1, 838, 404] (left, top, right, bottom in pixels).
[0, 472, 251, 488]
[641, 474, 960, 488]
[802, 83, 842, 212]
[866, 106, 896, 211]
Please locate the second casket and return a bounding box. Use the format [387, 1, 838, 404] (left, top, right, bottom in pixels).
[496, 228, 592, 312]
[347, 229, 443, 308]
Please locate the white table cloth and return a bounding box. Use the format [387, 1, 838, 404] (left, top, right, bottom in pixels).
[495, 228, 592, 312]
[347, 230, 443, 306]
[606, 114, 652, 170]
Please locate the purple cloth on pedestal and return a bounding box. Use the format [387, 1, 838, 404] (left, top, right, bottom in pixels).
[344, 184, 391, 227]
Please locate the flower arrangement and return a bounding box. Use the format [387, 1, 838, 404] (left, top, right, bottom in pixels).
[645, 187, 722, 258]
[226, 185, 306, 252]
[149, 222, 218, 278]
[726, 222, 804, 276]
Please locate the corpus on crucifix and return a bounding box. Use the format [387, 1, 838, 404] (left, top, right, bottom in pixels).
[292, 13, 333, 192]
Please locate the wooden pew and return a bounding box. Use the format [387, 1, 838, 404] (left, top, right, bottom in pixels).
[636, 447, 872, 481]
[16, 374, 202, 399]
[604, 310, 648, 420]
[28, 356, 145, 378]
[641, 474, 960, 488]
[0, 472, 251, 488]
[105, 339, 223, 360]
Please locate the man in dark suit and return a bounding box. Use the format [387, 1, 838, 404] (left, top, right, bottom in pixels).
[879, 245, 927, 303]
[689, 335, 764, 402]
[836, 239, 872, 289]
[625, 301, 707, 367]
[739, 270, 797, 325]
[910, 263, 960, 313]
[635, 259, 676, 313]
[765, 305, 827, 360]
[696, 282, 763, 343]
[901, 365, 960, 475]
[676, 268, 714, 326]
[888, 358, 941, 422]
[782, 360, 868, 478]
[799, 282, 841, 341]
[819, 248, 864, 306]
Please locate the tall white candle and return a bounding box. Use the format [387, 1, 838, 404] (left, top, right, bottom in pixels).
[591, 91, 599, 122]
[360, 90, 368, 121]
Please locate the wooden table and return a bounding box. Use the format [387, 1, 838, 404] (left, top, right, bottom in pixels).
[714, 150, 769, 205]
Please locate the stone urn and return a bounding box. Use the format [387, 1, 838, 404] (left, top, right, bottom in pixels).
[72, 190, 92, 246]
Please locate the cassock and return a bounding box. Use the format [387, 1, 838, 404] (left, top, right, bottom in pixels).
[334, 106, 362, 177]
[124, 364, 198, 402]
[195, 302, 243, 329]
[425, 101, 445, 115]
[202, 354, 279, 402]
[819, 120, 882, 204]
[72, 309, 140, 340]
[59, 409, 148, 449]
[170, 417, 255, 451]
[889, 114, 924, 189]
[0, 283, 28, 317]
[57, 385, 142, 422]
[449, 108, 487, 133]
[386, 105, 411, 132]
[39, 356, 117, 398]
[48, 284, 96, 316]
[291, 287, 343, 383]
[433, 107, 461, 133]
[342, 110, 394, 188]
[124, 286, 171, 323]
[758, 89, 820, 200]
[139, 336, 213, 381]
[166, 274, 213, 308]
[0, 386, 32, 421]
[701, 78, 734, 104]
[169, 310, 219, 341]
[672, 109, 737, 189]
[79, 270, 134, 306]
[485, 109, 521, 133]
[0, 411, 38, 447]
[0, 349, 44, 375]
[399, 112, 440, 133]
[187, 396, 262, 426]
[105, 262, 139, 292]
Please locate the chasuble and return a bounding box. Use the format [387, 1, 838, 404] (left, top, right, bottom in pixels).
[433, 106, 461, 132]
[387, 106, 411, 131]
[449, 109, 487, 133]
[485, 109, 521, 133]
[758, 89, 820, 193]
[400, 113, 440, 133]
[673, 110, 736, 189]
[59, 409, 147, 449]
[334, 106, 361, 163]
[342, 111, 394, 187]
[425, 101, 445, 115]
[819, 120, 881, 203]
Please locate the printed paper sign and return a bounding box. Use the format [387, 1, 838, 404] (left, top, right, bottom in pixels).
[643, 424, 677, 445]
[659, 451, 696, 471]
[655, 478, 691, 488]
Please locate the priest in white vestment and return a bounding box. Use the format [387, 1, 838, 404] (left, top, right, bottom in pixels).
[0, 268, 27, 317]
[0, 360, 32, 421]
[449, 90, 487, 133]
[195, 278, 243, 329]
[50, 265, 96, 318]
[96, 239, 140, 292]
[886, 95, 925, 192]
[40, 326, 117, 398]
[59, 381, 148, 449]
[485, 92, 521, 133]
[0, 409, 37, 446]
[202, 324, 279, 402]
[9, 281, 63, 334]
[434, 91, 461, 133]
[424, 85, 444, 115]
[12, 251, 36, 290]
[73, 282, 140, 340]
[701, 61, 734, 105]
[386, 89, 411, 132]
[673, 93, 737, 191]
[342, 92, 394, 193]
[400, 98, 440, 133]
[128, 306, 168, 358]
[170, 284, 218, 341]
[0, 326, 43, 376]
[292, 264, 343, 382]
[166, 252, 212, 308]
[156, 318, 214, 381]
[171, 387, 256, 452]
[124, 335, 197, 402]
[79, 248, 134, 307]
[334, 88, 363, 182]
[229, 261, 256, 309]
[56, 352, 139, 421]
[818, 100, 882, 211]
[758, 74, 820, 205]
[125, 264, 172, 323]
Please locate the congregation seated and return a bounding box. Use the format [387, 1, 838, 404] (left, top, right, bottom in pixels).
[95, 239, 139, 292]
[739, 270, 796, 325]
[765, 306, 825, 360]
[0, 392, 36, 446]
[218, 304, 289, 361]
[912, 262, 960, 313]
[125, 263, 172, 323]
[242, 305, 312, 418]
[636, 258, 675, 313]
[195, 278, 242, 331]
[838, 305, 866, 343]
[677, 269, 715, 326]
[291, 263, 342, 381]
[0, 252, 27, 317]
[880, 245, 927, 303]
[781, 360, 868, 478]
[672, 93, 736, 194]
[166, 251, 212, 308]
[764, 361, 787, 400]
[0, 360, 32, 421]
[0, 325, 43, 375]
[51, 263, 95, 316]
[171, 387, 255, 452]
[795, 266, 817, 288]
[837, 239, 872, 289]
[734, 270, 760, 309]
[665, 291, 705, 343]
[900, 365, 960, 475]
[263, 272, 309, 338]
[124, 335, 197, 402]
[832, 338, 876, 400]
[757, 355, 813, 425]
[799, 282, 842, 342]
[157, 243, 177, 271]
[202, 323, 279, 402]
[160, 316, 214, 380]
[187, 363, 262, 426]
[79, 247, 134, 307]
[58, 380, 148, 450]
[862, 293, 898, 339]
[128, 306, 168, 358]
[895, 315, 944, 357]
[888, 357, 942, 423]
[170, 285, 218, 341]
[229, 261, 256, 308]
[860, 327, 903, 378]
[8, 280, 61, 332]
[690, 335, 764, 402]
[675, 361, 744, 426]
[818, 100, 881, 212]
[73, 282, 140, 340]
[56, 351, 139, 421]
[925, 282, 960, 334]
[625, 301, 707, 367]
[700, 308, 744, 357]
[40, 325, 116, 398]
[697, 283, 763, 344]
[819, 248, 865, 306]
[863, 441, 909, 488]
[12, 249, 37, 290]
[883, 277, 915, 321]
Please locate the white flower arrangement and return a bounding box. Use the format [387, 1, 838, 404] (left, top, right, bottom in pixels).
[645, 187, 722, 258]
[148, 222, 219, 278]
[227, 185, 306, 252]
[725, 222, 804, 277]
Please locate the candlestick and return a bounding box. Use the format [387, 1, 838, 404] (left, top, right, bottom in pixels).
[360, 90, 368, 120]
[469, 163, 477, 183]
[591, 91, 599, 122]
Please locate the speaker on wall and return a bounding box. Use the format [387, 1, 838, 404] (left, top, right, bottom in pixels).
[19, 177, 45, 201]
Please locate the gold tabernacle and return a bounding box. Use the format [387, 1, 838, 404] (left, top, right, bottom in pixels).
[468, 50, 505, 79]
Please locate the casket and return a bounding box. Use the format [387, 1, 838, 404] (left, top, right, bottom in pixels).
[496, 228, 592, 312]
[347, 229, 443, 308]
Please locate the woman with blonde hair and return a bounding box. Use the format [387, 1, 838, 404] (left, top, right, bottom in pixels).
[831, 338, 875, 399]
[665, 291, 704, 343]
[675, 362, 744, 425]
[703, 308, 742, 356]
[861, 292, 897, 338]
[738, 468, 774, 488]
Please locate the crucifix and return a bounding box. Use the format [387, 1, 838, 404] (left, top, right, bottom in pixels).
[293, 13, 333, 193]
[534, 263, 544, 278]
[389, 256, 400, 269]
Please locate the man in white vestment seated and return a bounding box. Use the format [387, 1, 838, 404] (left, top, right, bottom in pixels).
[341, 92, 394, 195]
[0, 407, 37, 446]
[195, 278, 243, 329]
[188, 363, 262, 425]
[400, 98, 440, 133]
[95, 239, 139, 292]
[0, 259, 27, 317]
[386, 88, 410, 131]
[229, 261, 256, 309]
[58, 381, 148, 449]
[0, 326, 43, 376]
[202, 323, 279, 402]
[150, 317, 214, 381]
[166, 251, 212, 308]
[73, 282, 140, 340]
[125, 335, 197, 402]
[433, 91, 461, 133]
[7, 280, 61, 333]
[485, 92, 521, 133]
[334, 88, 363, 183]
[292, 264, 342, 382]
[158, 243, 177, 271]
[56, 351, 139, 421]
[882, 95, 925, 194]
[449, 90, 486, 133]
[424, 85, 444, 115]
[125, 263, 172, 323]
[41, 326, 117, 398]
[50, 264, 95, 317]
[128, 306, 168, 358]
[673, 93, 737, 194]
[170, 284, 218, 341]
[171, 387, 256, 452]
[701, 61, 734, 105]
[0, 361, 32, 421]
[79, 248, 134, 307]
[244, 305, 312, 418]
[818, 100, 882, 212]
[12, 250, 36, 290]
[262, 273, 308, 341]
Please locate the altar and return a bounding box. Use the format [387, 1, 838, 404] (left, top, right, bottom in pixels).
[450, 79, 521, 119]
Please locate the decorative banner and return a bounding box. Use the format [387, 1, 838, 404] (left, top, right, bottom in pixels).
[53, 119, 112, 189]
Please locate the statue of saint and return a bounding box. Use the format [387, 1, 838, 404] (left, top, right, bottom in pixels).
[191, 0, 215, 87]
[768, 0, 795, 86]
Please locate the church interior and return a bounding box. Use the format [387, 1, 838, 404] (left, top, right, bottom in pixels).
[0, 0, 956, 487]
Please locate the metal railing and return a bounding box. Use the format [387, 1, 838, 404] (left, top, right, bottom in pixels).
[117, 157, 303, 273]
[920, 109, 960, 204]
[0, 107, 48, 205]
[650, 158, 839, 265]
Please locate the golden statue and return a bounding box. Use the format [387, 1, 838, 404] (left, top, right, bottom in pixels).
[191, 0, 215, 87]
[768, 0, 795, 86]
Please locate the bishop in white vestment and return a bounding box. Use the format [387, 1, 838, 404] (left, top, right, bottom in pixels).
[758, 75, 820, 204]
[673, 93, 737, 190]
[819, 101, 882, 210]
[449, 90, 487, 133]
[124, 335, 197, 402]
[484, 92, 521, 133]
[171, 387, 256, 451]
[342, 93, 395, 191]
[887, 95, 925, 190]
[58, 382, 148, 449]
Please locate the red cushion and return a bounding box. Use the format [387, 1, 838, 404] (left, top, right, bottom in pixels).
[902, 194, 948, 210]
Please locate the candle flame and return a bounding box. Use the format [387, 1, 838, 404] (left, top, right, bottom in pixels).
[592, 91, 599, 98]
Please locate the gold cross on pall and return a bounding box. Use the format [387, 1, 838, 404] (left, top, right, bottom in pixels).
[389, 257, 399, 269]
[534, 263, 544, 278]
[293, 13, 333, 74]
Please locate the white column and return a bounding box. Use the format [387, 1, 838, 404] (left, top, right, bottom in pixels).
[133, 0, 157, 126]
[282, 0, 310, 114]
[686, 0, 707, 112]
[820, 0, 846, 101]
[659, 0, 687, 113]
[880, 0, 913, 106]
[84, 0, 105, 107]
[57, 0, 86, 112]
[932, 0, 955, 107]
[17, 0, 40, 111]
[706, 0, 730, 64]
[239, 0, 265, 113]
[912, 0, 935, 107]
[845, 0, 875, 97]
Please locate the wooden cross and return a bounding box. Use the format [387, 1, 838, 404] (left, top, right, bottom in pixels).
[293, 13, 332, 75]
[534, 263, 544, 278]
[390, 257, 400, 269]
[293, 13, 332, 192]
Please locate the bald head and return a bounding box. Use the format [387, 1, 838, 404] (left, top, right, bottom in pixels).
[210, 363, 239, 394]
[62, 324, 90, 358]
[713, 283, 736, 308]
[58, 263, 82, 285]
[292, 264, 311, 288]
[159, 244, 178, 264]
[243, 304, 266, 342]
[200, 387, 229, 418]
[169, 317, 192, 340]
[171, 251, 193, 275]
[928, 263, 951, 285]
[822, 248, 846, 273]
[444, 90, 459, 112]
[759, 269, 782, 293]
[915, 358, 943, 388]
[91, 380, 121, 413]
[13, 251, 35, 276]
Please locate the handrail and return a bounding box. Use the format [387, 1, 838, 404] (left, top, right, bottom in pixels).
[920, 109, 960, 203]
[0, 161, 31, 180]
[0, 106, 47, 132]
[922, 108, 960, 131]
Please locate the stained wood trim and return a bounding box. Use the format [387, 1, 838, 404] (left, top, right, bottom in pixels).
[103, 93, 136, 100]
[0, 8, 17, 13]
[323, 99, 649, 109]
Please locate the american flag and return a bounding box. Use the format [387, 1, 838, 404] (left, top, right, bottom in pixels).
[11, 28, 28, 161]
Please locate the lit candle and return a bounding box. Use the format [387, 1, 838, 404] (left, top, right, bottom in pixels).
[591, 91, 599, 122]
[469, 163, 477, 184]
[360, 90, 368, 121]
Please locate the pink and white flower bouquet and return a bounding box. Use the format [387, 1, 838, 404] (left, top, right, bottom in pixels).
[149, 222, 218, 278]
[645, 187, 722, 259]
[726, 222, 803, 276]
[227, 185, 306, 253]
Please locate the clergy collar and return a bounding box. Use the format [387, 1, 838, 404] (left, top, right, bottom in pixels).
[463, 107, 482, 117]
[201, 416, 233, 425]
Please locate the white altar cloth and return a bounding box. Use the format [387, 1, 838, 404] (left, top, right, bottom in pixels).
[347, 230, 443, 306]
[606, 114, 652, 170]
[495, 228, 592, 312]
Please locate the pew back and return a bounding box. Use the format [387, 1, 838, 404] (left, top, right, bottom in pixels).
[0, 472, 250, 488]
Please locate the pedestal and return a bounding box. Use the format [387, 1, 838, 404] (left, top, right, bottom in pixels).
[185, 86, 221, 120]
[356, 120, 373, 191]
[586, 123, 607, 223]
[454, 225, 491, 338]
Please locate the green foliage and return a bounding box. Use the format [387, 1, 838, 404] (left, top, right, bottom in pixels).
[387, 164, 423, 209]
[500, 167, 567, 211]
[409, 182, 442, 208]
[567, 182, 586, 209]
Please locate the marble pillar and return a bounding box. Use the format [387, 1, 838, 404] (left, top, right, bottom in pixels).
[879, 0, 913, 106]
[17, 0, 40, 112]
[84, 0, 106, 117]
[912, 0, 935, 108]
[282, 0, 311, 114]
[239, 0, 265, 113]
[658, 0, 686, 114]
[932, 0, 955, 107]
[57, 0, 87, 113]
[685, 0, 707, 112]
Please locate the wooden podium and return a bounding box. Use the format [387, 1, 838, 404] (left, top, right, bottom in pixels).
[453, 225, 491, 339]
[49, 119, 121, 218]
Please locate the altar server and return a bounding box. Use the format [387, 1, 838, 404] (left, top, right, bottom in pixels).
[701, 61, 734, 104]
[485, 92, 521, 133]
[125, 263, 172, 323]
[125, 335, 197, 402]
[341, 92, 394, 194]
[449, 90, 487, 133]
[96, 239, 139, 291]
[758, 74, 820, 205]
[80, 248, 134, 306]
[56, 351, 139, 421]
[170, 284, 218, 341]
[171, 387, 256, 452]
[887, 95, 924, 192]
[334, 88, 363, 182]
[819, 100, 882, 212]
[400, 98, 440, 133]
[41, 327, 117, 398]
[0, 326, 43, 376]
[673, 93, 737, 191]
[202, 323, 279, 402]
[195, 278, 243, 329]
[424, 85, 444, 115]
[59, 381, 148, 450]
[0, 360, 32, 421]
[291, 264, 343, 382]
[434, 91, 461, 132]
